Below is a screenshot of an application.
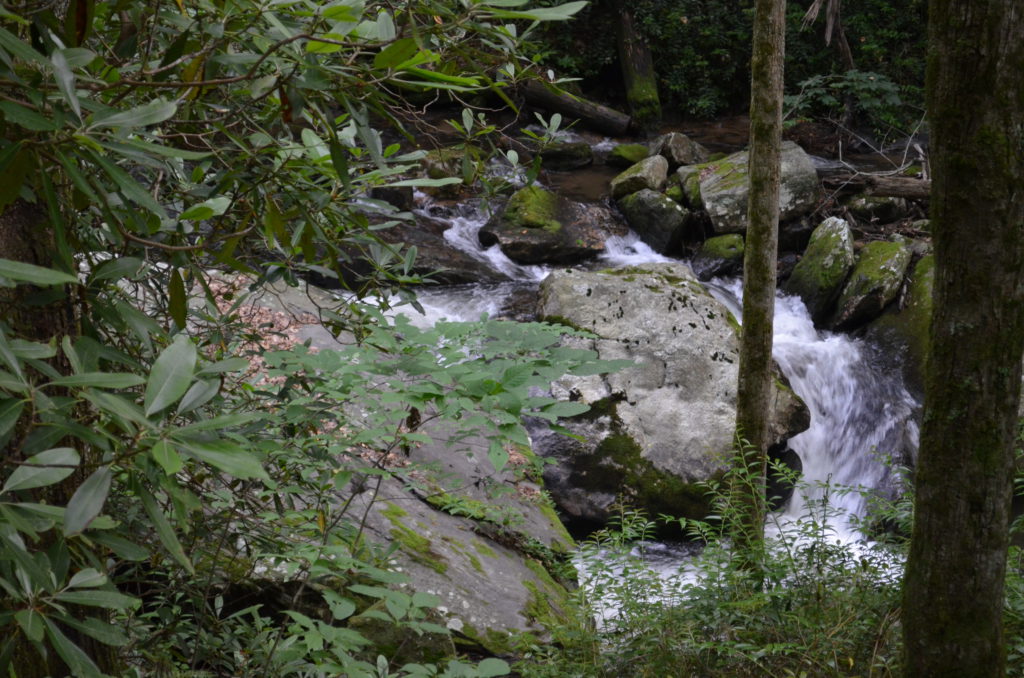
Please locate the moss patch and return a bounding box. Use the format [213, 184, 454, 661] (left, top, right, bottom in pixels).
[382, 503, 448, 574]
[608, 143, 650, 167]
[501, 185, 562, 233]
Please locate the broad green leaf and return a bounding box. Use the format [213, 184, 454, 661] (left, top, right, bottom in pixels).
[179, 196, 231, 221]
[82, 391, 151, 430]
[86, 150, 167, 217]
[55, 589, 140, 610]
[1, 448, 79, 494]
[0, 27, 45, 63]
[51, 50, 81, 120]
[47, 373, 145, 389]
[542, 401, 590, 417]
[67, 568, 107, 588]
[60, 615, 129, 647]
[89, 256, 145, 282]
[477, 657, 511, 677]
[400, 67, 479, 87]
[0, 259, 78, 286]
[144, 335, 197, 417]
[135, 481, 193, 574]
[89, 99, 177, 130]
[306, 34, 346, 53]
[175, 378, 219, 415]
[168, 269, 187, 329]
[483, 1, 587, 20]
[150, 440, 184, 475]
[195, 357, 249, 376]
[172, 412, 261, 433]
[373, 37, 418, 69]
[0, 399, 24, 440]
[0, 101, 58, 131]
[44, 619, 103, 678]
[89, 532, 148, 561]
[15, 609, 44, 642]
[176, 438, 268, 480]
[120, 139, 210, 160]
[63, 466, 113, 536]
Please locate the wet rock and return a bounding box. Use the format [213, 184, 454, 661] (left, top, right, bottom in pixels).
[675, 165, 704, 209]
[617, 188, 690, 254]
[783, 217, 855, 324]
[845, 195, 911, 225]
[609, 155, 669, 200]
[535, 264, 810, 524]
[691, 233, 745, 280]
[539, 141, 594, 171]
[652, 132, 710, 170]
[369, 186, 415, 212]
[420, 148, 479, 199]
[607, 143, 651, 168]
[697, 141, 820, 234]
[478, 186, 608, 265]
[831, 239, 912, 330]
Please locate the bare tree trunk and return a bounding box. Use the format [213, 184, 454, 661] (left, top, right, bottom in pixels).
[901, 1, 1024, 676]
[732, 0, 786, 561]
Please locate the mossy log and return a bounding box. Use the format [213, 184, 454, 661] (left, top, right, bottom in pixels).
[821, 172, 931, 200]
[520, 80, 632, 136]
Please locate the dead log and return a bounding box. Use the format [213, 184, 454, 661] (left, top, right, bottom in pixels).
[520, 80, 632, 136]
[821, 172, 931, 200]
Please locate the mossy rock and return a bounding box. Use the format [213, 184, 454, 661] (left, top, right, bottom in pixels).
[539, 141, 593, 171]
[617, 188, 688, 254]
[609, 155, 669, 200]
[652, 132, 710, 169]
[349, 600, 456, 665]
[783, 217, 855, 325]
[831, 239, 912, 330]
[501, 185, 561, 232]
[691, 233, 745, 280]
[664, 183, 685, 204]
[607, 143, 650, 168]
[866, 254, 934, 396]
[676, 166, 703, 209]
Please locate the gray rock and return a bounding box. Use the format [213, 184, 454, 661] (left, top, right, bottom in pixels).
[831, 239, 912, 330]
[675, 165, 704, 209]
[652, 132, 710, 169]
[536, 264, 809, 524]
[698, 141, 820, 234]
[845, 195, 911, 224]
[784, 217, 855, 324]
[617, 189, 691, 254]
[609, 155, 670, 200]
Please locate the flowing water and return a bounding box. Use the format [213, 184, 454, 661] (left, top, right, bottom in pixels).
[409, 195, 920, 536]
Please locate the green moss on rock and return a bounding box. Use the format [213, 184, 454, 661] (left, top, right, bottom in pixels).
[608, 143, 650, 168]
[502, 185, 562, 233]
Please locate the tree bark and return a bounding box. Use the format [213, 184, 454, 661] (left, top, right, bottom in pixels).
[901, 1, 1024, 676]
[608, 1, 661, 131]
[732, 0, 786, 560]
[519, 80, 632, 136]
[820, 172, 931, 200]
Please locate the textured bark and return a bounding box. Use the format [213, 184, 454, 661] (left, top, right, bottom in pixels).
[820, 172, 931, 199]
[519, 80, 632, 136]
[609, 2, 661, 130]
[901, 1, 1024, 676]
[732, 0, 786, 556]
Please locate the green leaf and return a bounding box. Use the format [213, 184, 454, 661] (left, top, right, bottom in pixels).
[15, 609, 44, 642]
[0, 27, 44, 63]
[89, 256, 145, 282]
[482, 1, 587, 21]
[176, 438, 268, 480]
[0, 259, 79, 286]
[0, 399, 24, 440]
[542, 401, 590, 418]
[89, 99, 177, 130]
[144, 335, 197, 417]
[89, 532, 148, 561]
[373, 37, 418, 69]
[168, 268, 187, 329]
[135, 481, 193, 574]
[60, 615, 129, 647]
[82, 391, 151, 430]
[476, 657, 511, 677]
[175, 378, 219, 415]
[51, 50, 81, 120]
[55, 589, 140, 610]
[150, 440, 183, 475]
[195, 357, 249, 376]
[1, 448, 79, 494]
[179, 196, 231, 221]
[67, 568, 107, 588]
[0, 101, 58, 131]
[48, 373, 145, 389]
[120, 139, 211, 160]
[63, 466, 112, 536]
[86, 149, 168, 217]
[306, 34, 346, 53]
[44, 619, 103, 678]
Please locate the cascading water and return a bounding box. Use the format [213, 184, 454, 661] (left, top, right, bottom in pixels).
[412, 191, 919, 531]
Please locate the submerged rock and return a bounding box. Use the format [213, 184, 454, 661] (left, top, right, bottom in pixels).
[609, 155, 669, 200]
[784, 217, 855, 324]
[478, 186, 609, 264]
[831, 239, 912, 330]
[697, 141, 820, 234]
[535, 264, 809, 525]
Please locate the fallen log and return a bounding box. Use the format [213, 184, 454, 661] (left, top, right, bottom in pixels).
[520, 80, 632, 136]
[821, 172, 931, 200]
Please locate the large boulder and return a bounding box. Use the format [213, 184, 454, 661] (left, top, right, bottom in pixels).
[609, 155, 670, 200]
[697, 141, 820, 234]
[652, 132, 710, 169]
[607, 143, 651, 168]
[866, 252, 934, 397]
[535, 264, 809, 524]
[478, 186, 609, 264]
[617, 189, 691, 254]
[831, 239, 912, 330]
[784, 217, 856, 324]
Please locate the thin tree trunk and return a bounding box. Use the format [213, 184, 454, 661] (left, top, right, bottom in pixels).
[609, 1, 661, 131]
[732, 0, 786, 561]
[901, 1, 1024, 676]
